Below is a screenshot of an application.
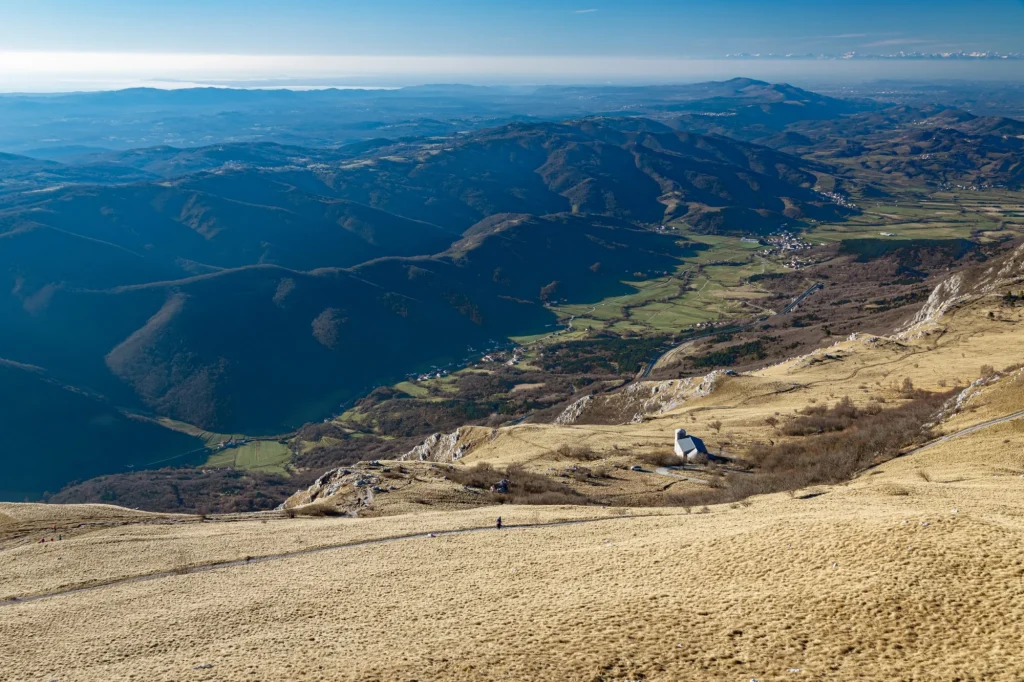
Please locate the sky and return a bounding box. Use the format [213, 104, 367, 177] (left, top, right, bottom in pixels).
[0, 0, 1022, 90]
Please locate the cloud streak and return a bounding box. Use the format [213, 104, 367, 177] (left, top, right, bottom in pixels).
[862, 38, 930, 47]
[574, 9, 598, 14]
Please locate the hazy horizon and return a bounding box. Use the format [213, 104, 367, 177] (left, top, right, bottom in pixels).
[1, 52, 1023, 94]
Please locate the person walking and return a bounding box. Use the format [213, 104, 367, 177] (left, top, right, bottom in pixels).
[496, 516, 503, 530]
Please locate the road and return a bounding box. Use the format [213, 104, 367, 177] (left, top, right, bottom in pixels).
[779, 282, 824, 315]
[898, 409, 1024, 458]
[848, 408, 1024, 480]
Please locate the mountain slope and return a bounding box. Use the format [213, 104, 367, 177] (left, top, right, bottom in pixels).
[316, 119, 848, 233]
[0, 179, 458, 285]
[0, 360, 204, 500]
[4, 214, 692, 435]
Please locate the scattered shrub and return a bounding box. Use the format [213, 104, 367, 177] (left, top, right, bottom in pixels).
[443, 462, 587, 506]
[637, 450, 682, 468]
[781, 396, 880, 436]
[292, 502, 346, 517]
[556, 444, 603, 461]
[660, 389, 952, 508]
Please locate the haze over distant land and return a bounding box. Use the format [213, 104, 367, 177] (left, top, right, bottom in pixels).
[1, 53, 1023, 92]
[2, 0, 1023, 91]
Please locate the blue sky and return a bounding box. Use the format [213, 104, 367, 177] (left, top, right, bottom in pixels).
[2, 0, 1021, 56]
[0, 0, 1021, 90]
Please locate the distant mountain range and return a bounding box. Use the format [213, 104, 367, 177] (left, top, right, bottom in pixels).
[0, 78, 875, 154]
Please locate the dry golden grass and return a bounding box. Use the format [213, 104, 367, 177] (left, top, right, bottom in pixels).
[0, 502, 168, 526]
[3, 424, 1024, 681]
[0, 505, 666, 601]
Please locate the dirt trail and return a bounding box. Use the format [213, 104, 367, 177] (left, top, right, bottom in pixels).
[0, 513, 671, 607]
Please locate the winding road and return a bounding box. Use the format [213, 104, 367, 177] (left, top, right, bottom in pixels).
[902, 409, 1024, 457]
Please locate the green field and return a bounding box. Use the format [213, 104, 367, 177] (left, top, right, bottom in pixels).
[204, 440, 291, 473]
[514, 189, 1024, 348]
[532, 233, 784, 339]
[813, 190, 1024, 244]
[394, 381, 431, 398]
[148, 416, 293, 473]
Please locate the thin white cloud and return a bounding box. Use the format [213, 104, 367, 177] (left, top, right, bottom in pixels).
[862, 38, 930, 47]
[574, 9, 598, 13]
[826, 33, 867, 39]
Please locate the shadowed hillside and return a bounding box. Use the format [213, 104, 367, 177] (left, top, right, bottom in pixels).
[3, 214, 694, 438]
[0, 360, 204, 500]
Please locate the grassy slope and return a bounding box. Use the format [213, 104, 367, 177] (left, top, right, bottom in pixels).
[3, 412, 1023, 680]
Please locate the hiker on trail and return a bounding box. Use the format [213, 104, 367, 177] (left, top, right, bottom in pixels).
[496, 516, 503, 530]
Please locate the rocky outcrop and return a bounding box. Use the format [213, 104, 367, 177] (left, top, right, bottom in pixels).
[284, 464, 386, 508]
[553, 370, 730, 425]
[900, 242, 1024, 338]
[400, 426, 494, 462]
[931, 367, 1024, 426]
[899, 273, 967, 337]
[554, 395, 594, 425]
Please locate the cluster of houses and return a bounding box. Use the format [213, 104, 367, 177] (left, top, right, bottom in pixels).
[405, 341, 524, 383]
[939, 183, 995, 191]
[413, 369, 450, 382]
[480, 346, 526, 367]
[756, 231, 821, 270]
[817, 190, 857, 209]
[215, 438, 251, 450]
